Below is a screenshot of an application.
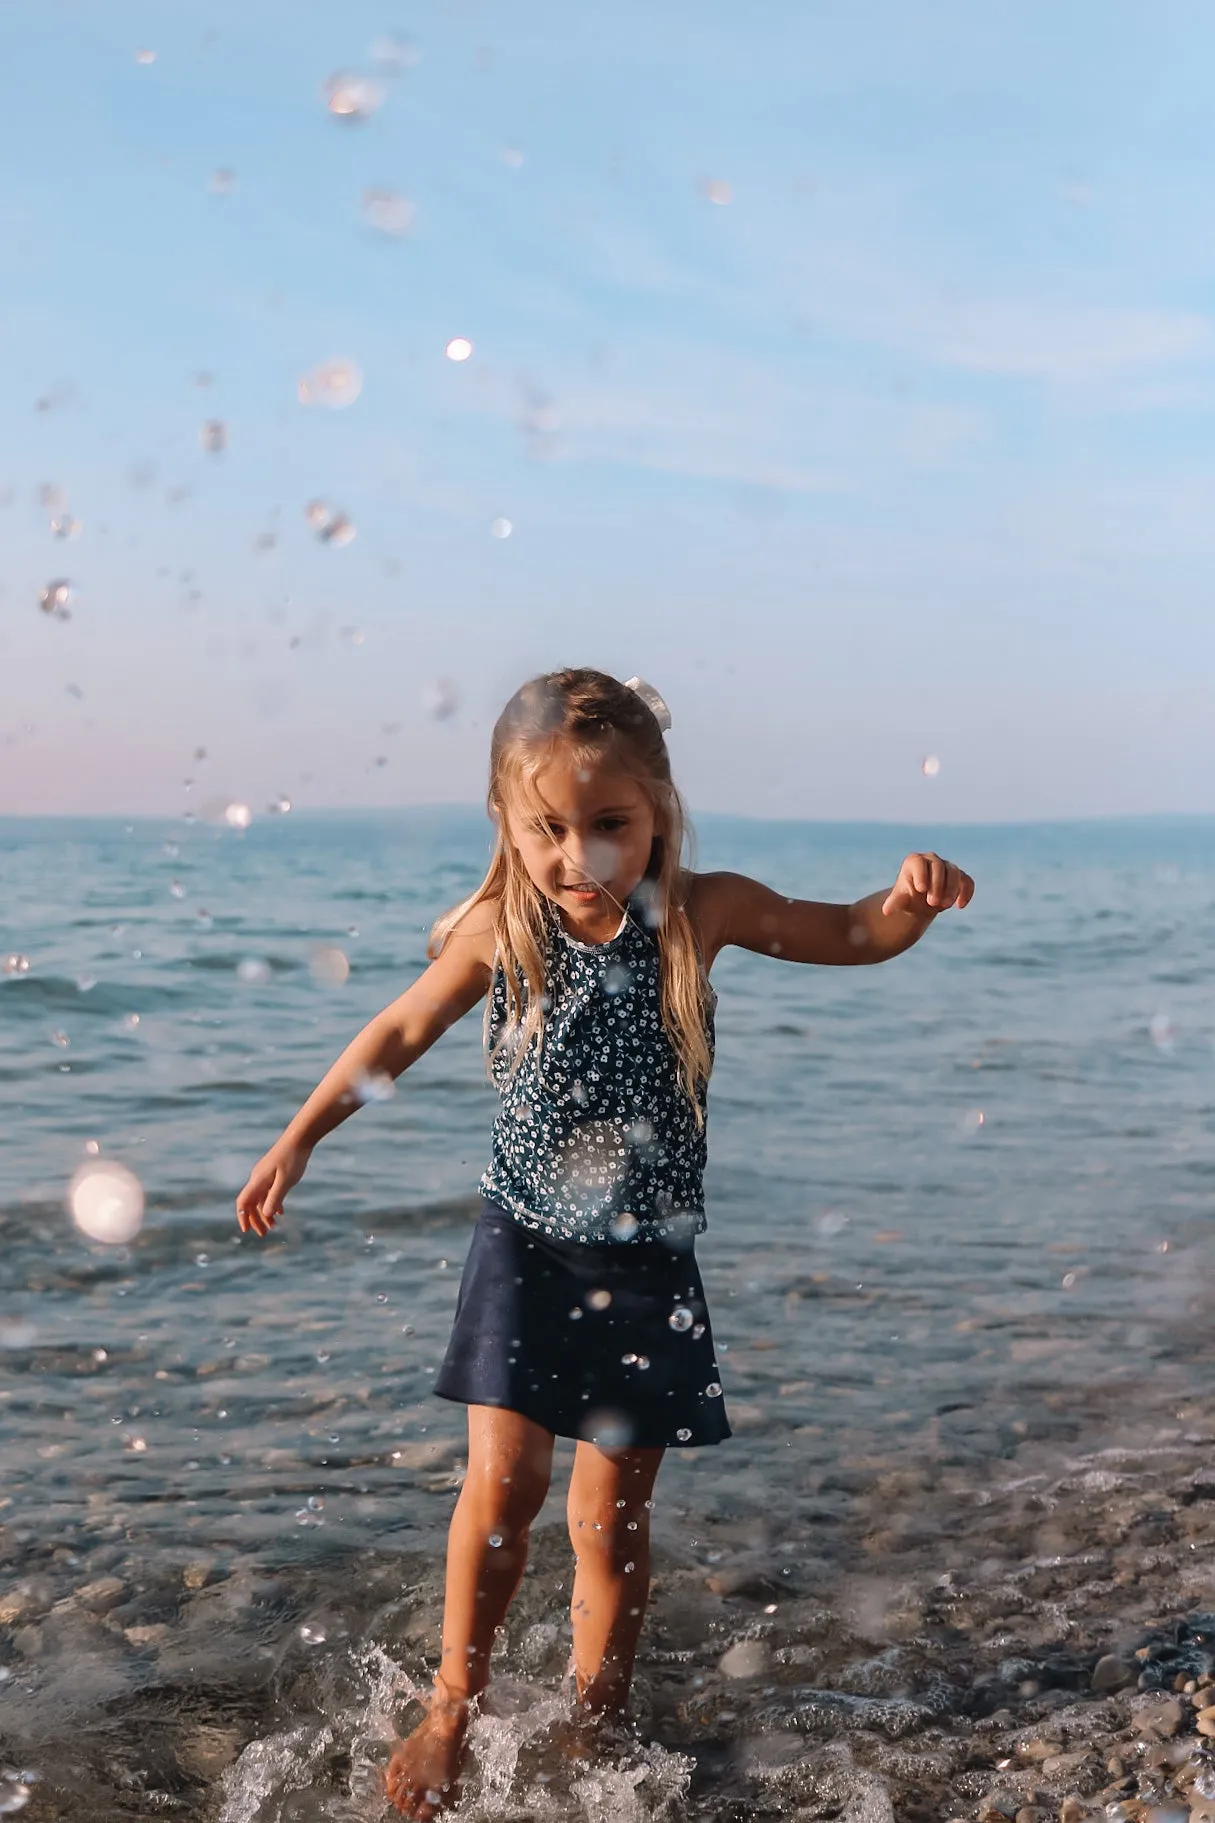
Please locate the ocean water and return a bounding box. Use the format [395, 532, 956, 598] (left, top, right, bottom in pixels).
[2, 808, 1214, 1821]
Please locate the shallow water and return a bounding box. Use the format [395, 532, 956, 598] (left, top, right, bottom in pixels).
[2, 808, 1214, 1819]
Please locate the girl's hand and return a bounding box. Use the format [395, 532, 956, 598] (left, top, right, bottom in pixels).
[881, 852, 975, 919]
[236, 1141, 312, 1237]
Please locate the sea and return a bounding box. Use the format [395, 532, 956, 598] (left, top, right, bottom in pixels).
[2, 808, 1214, 1823]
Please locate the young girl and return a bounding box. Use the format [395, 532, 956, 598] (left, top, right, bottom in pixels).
[236, 667, 974, 1819]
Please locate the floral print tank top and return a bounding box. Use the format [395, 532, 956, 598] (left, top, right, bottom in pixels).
[478, 891, 715, 1245]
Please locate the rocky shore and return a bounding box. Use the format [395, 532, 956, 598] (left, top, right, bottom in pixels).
[5, 1403, 1215, 1820]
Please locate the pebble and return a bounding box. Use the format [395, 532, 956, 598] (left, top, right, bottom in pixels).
[123, 1623, 169, 1647]
[1133, 1695, 1185, 1737]
[705, 1561, 781, 1599]
[717, 1639, 771, 1679]
[1093, 1654, 1137, 1692]
[74, 1575, 126, 1611]
[978, 1793, 1020, 1821]
[1057, 1799, 1088, 1823]
[1195, 1706, 1215, 1737]
[1019, 1740, 1065, 1762]
[177, 1725, 242, 1780]
[183, 1559, 216, 1591]
[1043, 1753, 1093, 1779]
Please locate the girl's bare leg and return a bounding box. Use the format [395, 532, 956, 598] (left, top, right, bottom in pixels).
[566, 1441, 665, 1713]
[384, 1406, 555, 1819]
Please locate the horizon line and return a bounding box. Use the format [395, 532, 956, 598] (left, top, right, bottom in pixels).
[1, 805, 1212, 832]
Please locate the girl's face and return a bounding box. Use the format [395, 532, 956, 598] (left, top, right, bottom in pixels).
[504, 753, 658, 937]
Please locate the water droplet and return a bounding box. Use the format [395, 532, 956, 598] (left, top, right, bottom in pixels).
[370, 32, 422, 72]
[487, 1531, 504, 1548]
[210, 167, 237, 196]
[603, 962, 632, 996]
[705, 1381, 722, 1398]
[135, 48, 157, 65]
[1061, 1271, 1078, 1290]
[236, 957, 271, 986]
[200, 419, 227, 454]
[490, 516, 513, 539]
[39, 579, 73, 620]
[581, 1408, 633, 1449]
[224, 801, 253, 830]
[323, 71, 384, 121]
[668, 1306, 693, 1333]
[305, 500, 357, 545]
[1149, 1012, 1175, 1050]
[50, 514, 81, 540]
[50, 1029, 70, 1049]
[636, 1355, 650, 1370]
[352, 1069, 395, 1104]
[361, 187, 413, 235]
[3, 954, 30, 976]
[609, 1212, 639, 1243]
[621, 1352, 637, 1366]
[700, 178, 732, 205]
[961, 1107, 985, 1134]
[692, 1322, 705, 1339]
[298, 358, 363, 409]
[299, 1622, 327, 1645]
[500, 144, 524, 168]
[676, 1427, 693, 1442]
[586, 1288, 612, 1312]
[310, 945, 350, 987]
[68, 1160, 145, 1244]
[424, 677, 458, 720]
[921, 754, 941, 778]
[122, 1012, 140, 1030]
[267, 794, 292, 815]
[445, 336, 473, 362]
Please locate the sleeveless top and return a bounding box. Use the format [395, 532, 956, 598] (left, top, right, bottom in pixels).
[478, 891, 716, 1245]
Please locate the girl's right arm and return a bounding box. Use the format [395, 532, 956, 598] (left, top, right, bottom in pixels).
[235, 906, 496, 1238]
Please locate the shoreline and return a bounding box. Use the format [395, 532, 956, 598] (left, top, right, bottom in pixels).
[6, 1389, 1215, 1820]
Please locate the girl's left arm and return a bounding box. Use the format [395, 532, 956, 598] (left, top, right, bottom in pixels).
[689, 852, 975, 969]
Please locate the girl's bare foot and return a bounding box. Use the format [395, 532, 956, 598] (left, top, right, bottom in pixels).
[383, 1690, 469, 1819]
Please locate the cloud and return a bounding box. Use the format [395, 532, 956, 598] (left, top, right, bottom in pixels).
[895, 298, 1215, 383]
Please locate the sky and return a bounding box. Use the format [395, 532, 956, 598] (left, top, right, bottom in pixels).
[1, 0, 1213, 822]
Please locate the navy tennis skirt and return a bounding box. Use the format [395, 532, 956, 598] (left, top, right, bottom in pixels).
[435, 1199, 731, 1450]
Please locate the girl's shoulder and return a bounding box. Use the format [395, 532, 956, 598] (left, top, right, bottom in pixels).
[430, 894, 500, 971]
[680, 870, 736, 973]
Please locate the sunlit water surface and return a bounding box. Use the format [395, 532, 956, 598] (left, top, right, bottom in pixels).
[2, 810, 1214, 1820]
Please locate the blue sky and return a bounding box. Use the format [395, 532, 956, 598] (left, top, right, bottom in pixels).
[1, 0, 1212, 821]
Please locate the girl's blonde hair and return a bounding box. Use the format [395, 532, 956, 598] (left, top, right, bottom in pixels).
[428, 667, 712, 1115]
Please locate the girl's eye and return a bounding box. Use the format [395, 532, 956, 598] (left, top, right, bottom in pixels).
[597, 818, 626, 831]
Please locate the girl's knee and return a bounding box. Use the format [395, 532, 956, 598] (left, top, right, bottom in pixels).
[567, 1497, 650, 1563]
[462, 1454, 551, 1536]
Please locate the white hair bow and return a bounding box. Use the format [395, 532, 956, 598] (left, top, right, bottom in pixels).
[623, 676, 672, 733]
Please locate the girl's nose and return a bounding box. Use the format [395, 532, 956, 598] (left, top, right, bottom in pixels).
[564, 834, 617, 883]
